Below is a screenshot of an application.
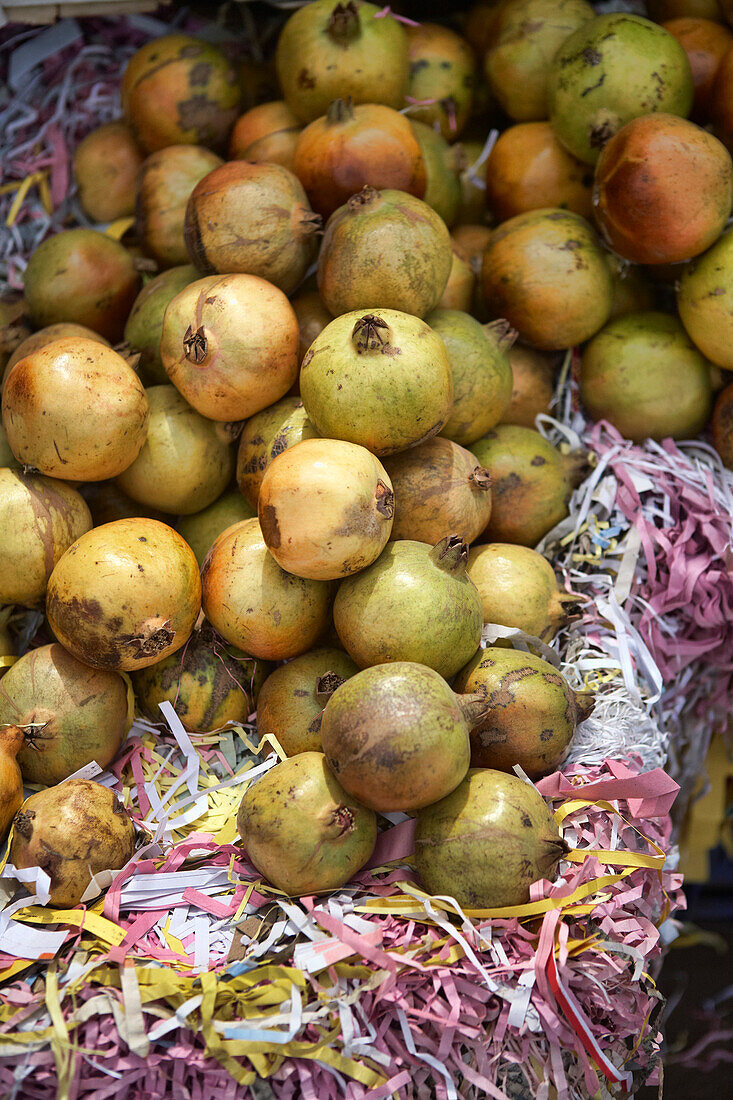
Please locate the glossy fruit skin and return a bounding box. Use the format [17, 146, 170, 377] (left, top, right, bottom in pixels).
[201, 518, 332, 661]
[677, 228, 733, 368]
[712, 382, 733, 467]
[4, 323, 109, 384]
[291, 291, 333, 366]
[46, 518, 201, 672]
[124, 265, 197, 384]
[593, 114, 733, 265]
[548, 13, 694, 165]
[184, 161, 320, 295]
[136, 146, 223, 269]
[256, 647, 359, 756]
[229, 100, 302, 169]
[663, 16, 733, 119]
[480, 209, 613, 350]
[276, 0, 409, 123]
[300, 307, 453, 456]
[2, 338, 149, 481]
[485, 0, 594, 122]
[579, 312, 712, 442]
[132, 622, 269, 733]
[604, 254, 656, 322]
[258, 438, 394, 581]
[177, 490, 256, 567]
[73, 120, 143, 223]
[406, 22, 477, 140]
[11, 780, 136, 907]
[435, 245, 475, 312]
[410, 121, 462, 227]
[237, 751, 377, 895]
[471, 425, 581, 547]
[333, 537, 484, 679]
[116, 385, 234, 515]
[293, 101, 427, 218]
[0, 470, 92, 607]
[121, 34, 242, 154]
[22, 229, 140, 342]
[486, 122, 594, 222]
[500, 344, 556, 428]
[160, 274, 299, 421]
[320, 662, 472, 812]
[467, 542, 572, 640]
[317, 187, 453, 319]
[2, 644, 132, 785]
[236, 397, 319, 508]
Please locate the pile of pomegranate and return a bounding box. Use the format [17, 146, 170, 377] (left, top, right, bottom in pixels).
[1, 0, 732, 911]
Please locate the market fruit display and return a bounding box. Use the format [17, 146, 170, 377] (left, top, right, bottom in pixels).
[136, 145, 223, 268]
[236, 397, 319, 507]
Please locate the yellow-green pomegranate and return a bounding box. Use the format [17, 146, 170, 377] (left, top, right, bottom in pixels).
[258, 438, 394, 580]
[333, 535, 483, 678]
[406, 22, 477, 139]
[201, 518, 332, 661]
[1, 644, 133, 785]
[136, 145, 223, 268]
[11, 780, 137, 907]
[321, 662, 487, 812]
[256, 647, 359, 756]
[500, 344, 557, 428]
[123, 265, 197, 383]
[4, 323, 110, 383]
[46, 518, 201, 672]
[455, 647, 594, 777]
[468, 543, 584, 640]
[414, 769, 568, 908]
[236, 397, 319, 508]
[73, 120, 143, 223]
[677, 228, 733, 369]
[177, 490, 256, 567]
[0, 469, 92, 607]
[133, 621, 269, 733]
[300, 308, 453, 456]
[410, 121, 462, 227]
[237, 751, 377, 894]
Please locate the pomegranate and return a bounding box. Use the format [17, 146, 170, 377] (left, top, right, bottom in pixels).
[677, 228, 733, 367]
[136, 145, 223, 268]
[321, 662, 487, 812]
[0, 469, 92, 607]
[480, 209, 613, 350]
[317, 186, 452, 318]
[160, 274, 299, 421]
[463, 1, 507, 55]
[455, 647, 594, 777]
[455, 140, 491, 227]
[133, 621, 268, 733]
[300, 308, 453, 455]
[415, 769, 569, 908]
[333, 535, 483, 678]
[427, 310, 514, 446]
[486, 0, 594, 122]
[485, 122, 594, 222]
[124, 265, 197, 384]
[1, 644, 132, 785]
[663, 16, 733, 118]
[383, 437, 492, 545]
[593, 114, 732, 265]
[229, 100, 301, 169]
[411, 121, 462, 227]
[0, 425, 16, 468]
[0, 726, 24, 841]
[121, 34, 241, 154]
[548, 13, 694, 165]
[236, 397, 319, 509]
[580, 312, 712, 442]
[712, 382, 733, 467]
[177, 490, 256, 566]
[73, 120, 143, 223]
[256, 647, 359, 756]
[276, 1, 409, 123]
[500, 344, 557, 428]
[22, 229, 140, 341]
[0, 297, 30, 386]
[406, 22, 477, 140]
[184, 161, 321, 295]
[11, 779, 136, 907]
[116, 385, 234, 515]
[471, 425, 588, 547]
[435, 244, 476, 311]
[46, 518, 201, 672]
[237, 751, 376, 895]
[605, 254, 656, 321]
[293, 99, 426, 218]
[4, 323, 110, 384]
[258, 438, 394, 580]
[3, 339, 149, 481]
[468, 542, 583, 640]
[451, 224, 493, 271]
[201, 518, 332, 661]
